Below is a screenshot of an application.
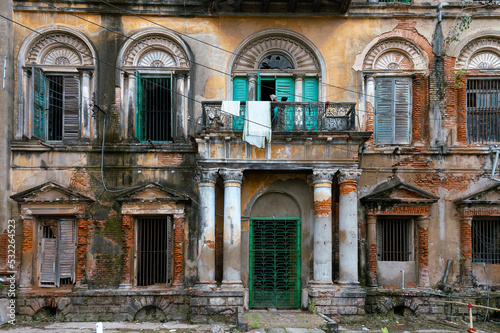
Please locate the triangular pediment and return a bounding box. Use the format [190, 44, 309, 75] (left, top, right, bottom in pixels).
[116, 182, 189, 202]
[455, 182, 500, 205]
[11, 181, 94, 203]
[361, 178, 439, 204]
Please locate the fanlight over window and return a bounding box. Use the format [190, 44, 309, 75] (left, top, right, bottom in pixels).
[259, 54, 293, 70]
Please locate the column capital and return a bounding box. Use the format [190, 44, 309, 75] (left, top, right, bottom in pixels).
[417, 215, 430, 228]
[220, 169, 244, 184]
[196, 168, 219, 184]
[293, 74, 305, 80]
[338, 169, 362, 183]
[248, 74, 257, 81]
[312, 169, 337, 184]
[367, 215, 377, 224]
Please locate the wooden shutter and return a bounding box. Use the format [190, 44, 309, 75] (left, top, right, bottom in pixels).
[233, 77, 248, 101]
[303, 78, 318, 102]
[232, 77, 248, 131]
[136, 70, 143, 141]
[63, 76, 80, 141]
[58, 219, 76, 284]
[394, 78, 411, 144]
[33, 67, 47, 140]
[40, 235, 57, 287]
[276, 77, 295, 102]
[375, 78, 395, 144]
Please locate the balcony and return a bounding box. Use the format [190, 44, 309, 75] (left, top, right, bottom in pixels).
[201, 101, 357, 134]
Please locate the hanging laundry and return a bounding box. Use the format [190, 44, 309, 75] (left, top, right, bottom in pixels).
[244, 101, 271, 149]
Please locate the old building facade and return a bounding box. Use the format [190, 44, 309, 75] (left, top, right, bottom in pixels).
[1, 0, 500, 324]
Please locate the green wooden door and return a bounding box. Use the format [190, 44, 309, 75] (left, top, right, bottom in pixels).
[233, 77, 248, 131]
[249, 218, 301, 308]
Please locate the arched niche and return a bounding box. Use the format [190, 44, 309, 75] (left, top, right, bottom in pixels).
[250, 191, 301, 217]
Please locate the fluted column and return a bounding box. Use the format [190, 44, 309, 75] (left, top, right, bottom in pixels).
[196, 168, 219, 288]
[338, 169, 362, 285]
[417, 215, 430, 287]
[312, 169, 336, 285]
[219, 169, 244, 288]
[175, 73, 186, 142]
[366, 214, 378, 287]
[248, 75, 257, 101]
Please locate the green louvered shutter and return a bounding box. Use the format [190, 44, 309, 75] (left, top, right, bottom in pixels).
[136, 71, 143, 141]
[303, 78, 318, 131]
[63, 76, 80, 141]
[33, 67, 47, 139]
[233, 77, 248, 131]
[394, 78, 411, 144]
[375, 78, 395, 144]
[276, 77, 295, 131]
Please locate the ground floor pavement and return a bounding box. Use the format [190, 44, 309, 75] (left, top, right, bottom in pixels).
[1, 310, 499, 333]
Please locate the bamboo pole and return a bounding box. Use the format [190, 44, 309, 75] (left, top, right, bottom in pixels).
[430, 300, 500, 312]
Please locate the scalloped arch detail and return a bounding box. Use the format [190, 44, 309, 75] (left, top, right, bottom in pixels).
[456, 38, 500, 69]
[26, 32, 92, 66]
[122, 35, 189, 68]
[363, 39, 426, 70]
[232, 36, 319, 71]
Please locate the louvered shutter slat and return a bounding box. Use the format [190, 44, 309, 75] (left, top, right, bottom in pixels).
[275, 77, 294, 102]
[375, 78, 395, 144]
[33, 67, 47, 139]
[167, 216, 173, 284]
[303, 78, 318, 102]
[232, 77, 248, 131]
[63, 76, 80, 141]
[40, 238, 57, 286]
[394, 78, 411, 144]
[58, 219, 76, 281]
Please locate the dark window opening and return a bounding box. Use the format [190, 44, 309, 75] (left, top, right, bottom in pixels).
[466, 79, 500, 142]
[260, 78, 276, 102]
[139, 77, 172, 142]
[47, 76, 64, 141]
[377, 217, 412, 262]
[472, 218, 500, 264]
[137, 216, 172, 286]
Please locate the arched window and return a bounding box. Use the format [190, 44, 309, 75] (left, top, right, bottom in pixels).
[455, 37, 500, 142]
[118, 29, 191, 143]
[17, 27, 96, 141]
[362, 38, 428, 145]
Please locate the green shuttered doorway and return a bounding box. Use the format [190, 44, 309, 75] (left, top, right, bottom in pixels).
[249, 217, 301, 308]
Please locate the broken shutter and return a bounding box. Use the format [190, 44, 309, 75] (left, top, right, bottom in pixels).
[58, 219, 76, 284]
[40, 222, 57, 287]
[394, 78, 411, 144]
[233, 77, 248, 131]
[63, 76, 81, 141]
[375, 78, 395, 144]
[136, 71, 143, 141]
[33, 67, 47, 140]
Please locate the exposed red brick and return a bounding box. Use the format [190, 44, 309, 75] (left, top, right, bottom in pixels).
[0, 230, 8, 269]
[367, 205, 430, 216]
[418, 226, 429, 269]
[76, 218, 89, 284]
[368, 244, 377, 282]
[314, 198, 332, 217]
[23, 219, 33, 254]
[415, 174, 472, 194]
[392, 155, 434, 168]
[122, 214, 134, 284]
[173, 217, 184, 284]
[339, 180, 357, 196]
[70, 170, 92, 193]
[460, 218, 472, 262]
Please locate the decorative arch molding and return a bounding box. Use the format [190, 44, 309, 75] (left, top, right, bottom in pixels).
[19, 25, 96, 66]
[231, 30, 322, 72]
[456, 37, 500, 69]
[118, 28, 191, 68]
[363, 38, 427, 71]
[250, 191, 302, 218]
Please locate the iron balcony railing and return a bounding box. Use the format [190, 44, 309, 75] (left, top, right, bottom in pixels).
[202, 101, 356, 133]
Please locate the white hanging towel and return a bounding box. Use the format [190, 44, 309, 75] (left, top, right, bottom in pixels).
[244, 101, 271, 149]
[221, 101, 241, 117]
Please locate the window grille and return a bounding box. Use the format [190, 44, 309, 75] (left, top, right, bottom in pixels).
[377, 217, 413, 261]
[48, 76, 64, 141]
[137, 77, 172, 142]
[137, 216, 173, 286]
[467, 79, 500, 142]
[378, 0, 410, 2]
[472, 218, 500, 264]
